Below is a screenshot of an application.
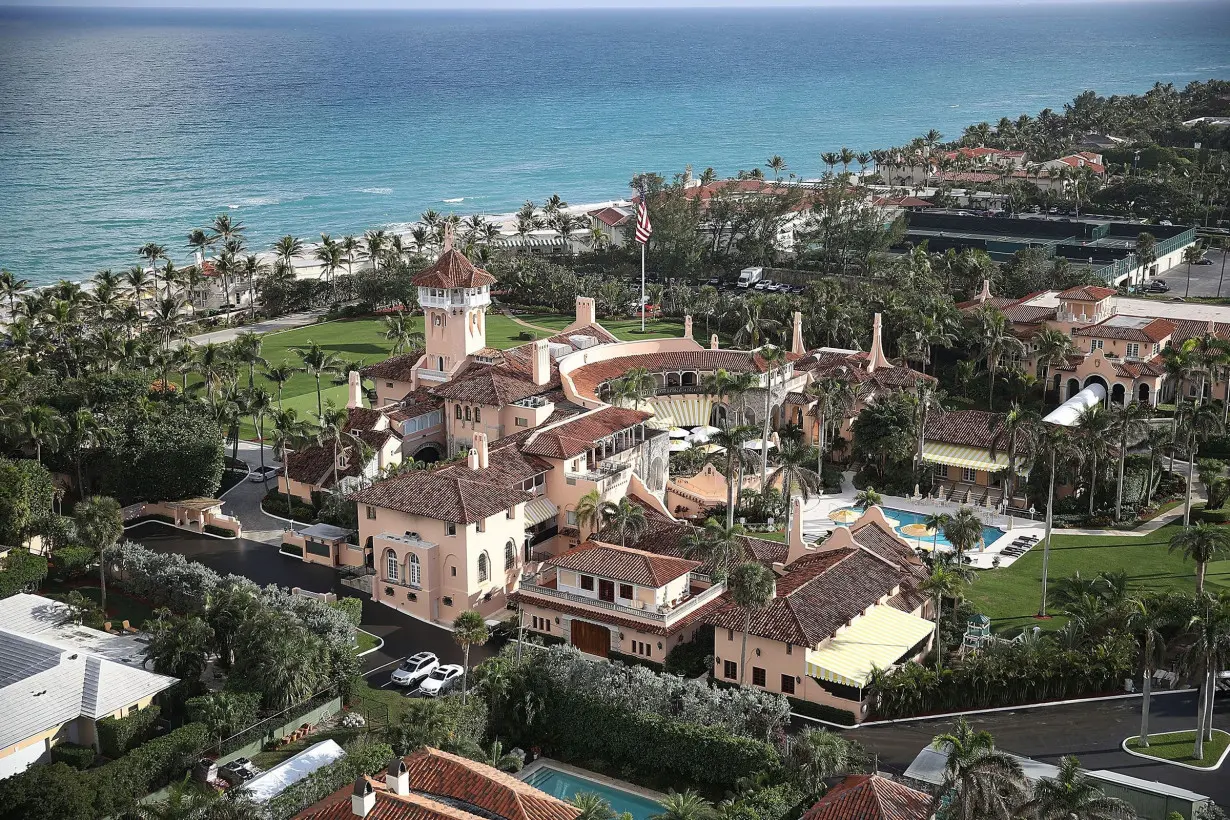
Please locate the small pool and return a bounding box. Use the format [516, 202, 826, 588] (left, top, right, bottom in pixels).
[522, 765, 663, 820]
[831, 506, 1001, 552]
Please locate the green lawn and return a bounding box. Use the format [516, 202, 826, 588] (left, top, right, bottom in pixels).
[355, 629, 381, 655]
[1125, 730, 1230, 768]
[965, 522, 1230, 634]
[349, 675, 413, 725]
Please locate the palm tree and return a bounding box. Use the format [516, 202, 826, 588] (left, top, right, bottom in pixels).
[942, 506, 984, 559]
[0, 269, 29, 317]
[706, 424, 758, 527]
[930, 718, 1027, 820]
[1074, 403, 1111, 517]
[757, 345, 787, 489]
[727, 561, 776, 686]
[767, 439, 822, 538]
[383, 313, 424, 354]
[599, 497, 648, 548]
[294, 341, 342, 417]
[919, 560, 974, 669]
[1109, 401, 1150, 520]
[8, 404, 65, 464]
[1185, 593, 1230, 756]
[74, 495, 123, 613]
[975, 305, 1025, 411]
[452, 609, 489, 706]
[924, 511, 950, 553]
[765, 155, 787, 182]
[608, 366, 657, 409]
[1183, 244, 1205, 298]
[125, 265, 154, 317]
[272, 234, 304, 277]
[316, 402, 355, 491]
[134, 775, 263, 820]
[988, 403, 1039, 507]
[1021, 755, 1134, 819]
[263, 365, 297, 410]
[573, 489, 603, 540]
[804, 376, 856, 474]
[853, 486, 882, 510]
[363, 229, 387, 272]
[230, 331, 266, 391]
[247, 387, 274, 483]
[65, 407, 111, 495]
[1125, 596, 1170, 748]
[139, 242, 168, 298]
[1169, 522, 1230, 594]
[194, 342, 233, 400]
[339, 234, 361, 276]
[681, 517, 750, 579]
[733, 295, 783, 349]
[270, 409, 315, 530]
[572, 793, 618, 820]
[650, 790, 714, 820]
[783, 727, 852, 799]
[1178, 400, 1224, 525]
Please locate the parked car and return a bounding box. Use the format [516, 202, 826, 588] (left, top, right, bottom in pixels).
[1146, 282, 1170, 293]
[390, 652, 438, 687]
[1195, 258, 1214, 266]
[705, 277, 721, 287]
[219, 758, 259, 786]
[418, 664, 465, 697]
[753, 280, 772, 291]
[249, 465, 281, 483]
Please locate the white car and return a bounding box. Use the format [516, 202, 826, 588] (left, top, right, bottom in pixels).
[390, 652, 438, 687]
[417, 664, 464, 697]
[249, 465, 281, 483]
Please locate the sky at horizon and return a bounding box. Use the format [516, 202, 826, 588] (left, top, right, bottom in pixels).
[0, 0, 1195, 9]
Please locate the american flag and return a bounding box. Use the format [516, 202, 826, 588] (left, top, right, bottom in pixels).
[635, 183, 653, 245]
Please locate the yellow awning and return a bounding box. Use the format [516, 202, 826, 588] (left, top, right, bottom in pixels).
[805, 606, 935, 689]
[525, 496, 559, 526]
[921, 442, 1009, 472]
[647, 396, 714, 429]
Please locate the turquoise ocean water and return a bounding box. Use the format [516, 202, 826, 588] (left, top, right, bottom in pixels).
[1, 2, 1229, 284]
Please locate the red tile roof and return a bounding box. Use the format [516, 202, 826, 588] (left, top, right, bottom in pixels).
[793, 350, 931, 391]
[588, 206, 631, 228]
[924, 409, 1012, 450]
[1057, 285, 1117, 302]
[388, 389, 444, 421]
[800, 775, 930, 820]
[521, 407, 652, 459]
[411, 249, 497, 288]
[294, 748, 582, 820]
[1072, 317, 1175, 342]
[350, 467, 531, 524]
[603, 500, 790, 569]
[547, 541, 700, 587]
[1001, 303, 1056, 324]
[363, 352, 424, 382]
[567, 349, 770, 401]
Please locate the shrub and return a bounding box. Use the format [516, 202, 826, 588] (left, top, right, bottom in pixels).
[49, 742, 96, 769]
[97, 704, 161, 759]
[50, 546, 95, 580]
[92, 404, 225, 504]
[786, 697, 857, 726]
[329, 597, 363, 627]
[91, 722, 210, 817]
[280, 542, 304, 556]
[203, 524, 235, 537]
[664, 625, 714, 678]
[264, 737, 394, 820]
[0, 548, 48, 598]
[262, 491, 317, 522]
[185, 691, 262, 745]
[741, 783, 808, 820]
[609, 650, 663, 671]
[517, 330, 536, 341]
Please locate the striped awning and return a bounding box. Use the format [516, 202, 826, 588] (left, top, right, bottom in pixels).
[805, 606, 936, 689]
[921, 442, 1009, 472]
[647, 396, 713, 428]
[524, 496, 559, 526]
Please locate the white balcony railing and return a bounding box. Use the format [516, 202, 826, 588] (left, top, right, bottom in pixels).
[517, 573, 726, 625]
[416, 368, 450, 383]
[418, 289, 490, 310]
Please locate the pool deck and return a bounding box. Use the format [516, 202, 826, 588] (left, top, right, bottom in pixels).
[799, 475, 1045, 569]
[518, 758, 669, 805]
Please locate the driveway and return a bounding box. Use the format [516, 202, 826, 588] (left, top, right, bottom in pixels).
[1151, 248, 1230, 298]
[854, 692, 1229, 805]
[130, 525, 496, 682]
[221, 440, 292, 545]
[183, 309, 326, 347]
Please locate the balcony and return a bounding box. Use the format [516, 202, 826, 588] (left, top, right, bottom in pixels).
[517, 568, 726, 626]
[416, 368, 450, 383]
[418, 288, 490, 310]
[378, 532, 438, 550]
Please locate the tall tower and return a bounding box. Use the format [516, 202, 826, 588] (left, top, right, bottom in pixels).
[411, 241, 495, 384]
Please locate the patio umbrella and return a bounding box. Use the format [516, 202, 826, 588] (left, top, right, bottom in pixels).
[692, 425, 720, 436]
[697, 443, 726, 455]
[830, 508, 861, 524]
[669, 440, 692, 452]
[742, 439, 776, 451]
[668, 427, 689, 438]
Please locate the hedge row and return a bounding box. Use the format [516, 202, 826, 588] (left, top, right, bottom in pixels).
[264, 739, 395, 820]
[608, 650, 664, 672]
[280, 542, 304, 556]
[49, 743, 95, 770]
[97, 704, 161, 759]
[786, 696, 857, 726]
[0, 549, 48, 598]
[203, 524, 236, 537]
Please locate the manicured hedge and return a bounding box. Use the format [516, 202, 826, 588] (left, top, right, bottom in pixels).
[264, 739, 394, 820]
[49, 742, 96, 770]
[329, 597, 363, 628]
[203, 524, 236, 537]
[280, 542, 304, 556]
[786, 696, 857, 726]
[609, 649, 664, 671]
[0, 549, 48, 598]
[97, 704, 161, 759]
[91, 722, 209, 816]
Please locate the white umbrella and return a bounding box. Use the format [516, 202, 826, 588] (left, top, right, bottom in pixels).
[669, 440, 692, 452]
[669, 427, 689, 438]
[691, 425, 720, 440]
[698, 443, 726, 455]
[743, 439, 776, 451]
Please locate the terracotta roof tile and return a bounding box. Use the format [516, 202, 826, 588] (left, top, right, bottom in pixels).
[411, 249, 497, 288]
[521, 407, 652, 459]
[363, 352, 424, 382]
[800, 775, 930, 820]
[546, 541, 700, 587]
[924, 409, 1012, 451]
[389, 389, 445, 422]
[567, 349, 770, 401]
[1072, 317, 1174, 342]
[1057, 285, 1117, 301]
[1001, 304, 1056, 324]
[350, 468, 530, 524]
[603, 501, 790, 568]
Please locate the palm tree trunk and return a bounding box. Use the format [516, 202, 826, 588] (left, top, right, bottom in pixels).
[315, 374, 323, 418]
[739, 611, 750, 686]
[1195, 677, 1207, 760]
[515, 606, 524, 663]
[1205, 671, 1217, 740]
[1115, 434, 1127, 520]
[1089, 454, 1097, 517]
[99, 550, 108, 613]
[934, 596, 944, 671]
[461, 644, 471, 706]
[1146, 456, 1156, 506]
[1185, 429, 1197, 526]
[256, 416, 267, 487]
[726, 464, 737, 529]
[1140, 668, 1151, 746]
[1197, 560, 1207, 594]
[761, 377, 772, 490]
[283, 441, 297, 532]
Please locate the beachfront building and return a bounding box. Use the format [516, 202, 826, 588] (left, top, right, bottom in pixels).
[0, 594, 177, 779]
[293, 747, 580, 820]
[878, 149, 1104, 194]
[964, 281, 1229, 407]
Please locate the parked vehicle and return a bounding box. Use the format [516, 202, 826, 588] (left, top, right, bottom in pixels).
[390, 652, 438, 687]
[418, 664, 465, 697]
[1195, 258, 1214, 266]
[1146, 281, 1170, 293]
[219, 758, 259, 786]
[705, 277, 721, 287]
[249, 465, 281, 483]
[736, 267, 764, 288]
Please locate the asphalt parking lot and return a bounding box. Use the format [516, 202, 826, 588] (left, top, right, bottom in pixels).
[1146, 248, 1230, 298]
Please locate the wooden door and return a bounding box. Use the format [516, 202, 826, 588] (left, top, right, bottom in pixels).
[570, 620, 610, 658]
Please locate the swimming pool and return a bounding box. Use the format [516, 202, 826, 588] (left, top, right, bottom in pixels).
[831, 506, 1001, 552]
[522, 764, 664, 820]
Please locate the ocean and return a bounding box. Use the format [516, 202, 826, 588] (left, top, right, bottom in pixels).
[1, 2, 1228, 285]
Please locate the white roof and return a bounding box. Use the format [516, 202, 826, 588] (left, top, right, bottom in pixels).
[299, 523, 352, 541]
[0, 594, 177, 749]
[1043, 384, 1106, 427]
[242, 740, 346, 803]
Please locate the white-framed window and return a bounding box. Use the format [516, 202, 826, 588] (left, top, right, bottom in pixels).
[1153, 343, 1160, 355]
[1090, 339, 1103, 352]
[566, 510, 578, 526]
[385, 549, 399, 582]
[478, 552, 490, 582]
[505, 540, 516, 571]
[409, 554, 421, 587]
[962, 466, 978, 483]
[1126, 343, 1140, 358]
[476, 518, 485, 533]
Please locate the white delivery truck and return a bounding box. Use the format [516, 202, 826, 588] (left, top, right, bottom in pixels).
[737, 267, 764, 289]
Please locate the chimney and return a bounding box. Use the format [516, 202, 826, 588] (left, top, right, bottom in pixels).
[386, 759, 409, 796]
[466, 446, 479, 471]
[866, 313, 888, 373]
[791, 311, 805, 356]
[532, 339, 551, 386]
[684, 315, 693, 340]
[473, 431, 489, 469]
[977, 278, 992, 303]
[442, 223, 454, 253]
[347, 370, 363, 410]
[352, 777, 375, 817]
[575, 296, 596, 327]
[710, 334, 719, 350]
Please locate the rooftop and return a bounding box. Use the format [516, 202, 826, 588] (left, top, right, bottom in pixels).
[546, 541, 700, 587]
[411, 249, 497, 289]
[800, 775, 930, 820]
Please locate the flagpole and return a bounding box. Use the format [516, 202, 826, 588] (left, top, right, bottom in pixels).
[640, 240, 646, 333]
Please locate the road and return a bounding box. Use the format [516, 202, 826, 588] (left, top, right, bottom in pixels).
[183, 309, 326, 347]
[130, 526, 496, 686]
[854, 692, 1230, 805]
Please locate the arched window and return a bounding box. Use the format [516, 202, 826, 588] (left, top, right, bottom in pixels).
[455, 405, 463, 419]
[409, 554, 421, 587]
[385, 549, 399, 582]
[478, 552, 490, 582]
[465, 406, 472, 421]
[505, 540, 516, 571]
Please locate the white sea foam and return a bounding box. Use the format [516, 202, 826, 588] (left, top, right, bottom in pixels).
[360, 187, 392, 195]
[443, 197, 464, 203]
[228, 196, 282, 209]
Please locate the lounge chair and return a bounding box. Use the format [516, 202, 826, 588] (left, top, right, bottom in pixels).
[122, 619, 139, 634]
[103, 621, 113, 633]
